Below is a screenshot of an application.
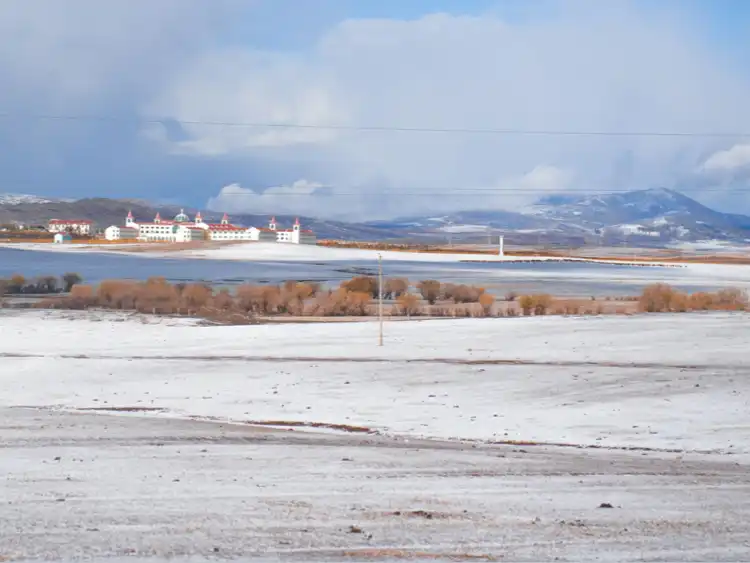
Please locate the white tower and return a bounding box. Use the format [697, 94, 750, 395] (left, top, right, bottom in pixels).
[221, 213, 229, 225]
[269, 216, 277, 231]
[195, 211, 203, 225]
[126, 210, 135, 227]
[293, 217, 300, 232]
[498, 235, 505, 257]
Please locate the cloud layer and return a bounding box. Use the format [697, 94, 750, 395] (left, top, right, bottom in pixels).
[2, 1, 750, 219]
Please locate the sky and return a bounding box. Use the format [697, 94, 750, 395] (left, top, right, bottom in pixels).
[1, 0, 750, 220]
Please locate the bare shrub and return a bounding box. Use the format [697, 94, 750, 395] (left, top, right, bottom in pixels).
[135, 278, 181, 314]
[519, 295, 534, 316]
[396, 293, 421, 317]
[342, 276, 378, 298]
[714, 288, 748, 311]
[181, 284, 212, 311]
[211, 289, 235, 312]
[688, 292, 714, 310]
[639, 284, 682, 312]
[443, 283, 485, 304]
[385, 278, 409, 299]
[97, 280, 139, 309]
[7, 274, 26, 294]
[68, 284, 96, 309]
[519, 294, 552, 315]
[418, 280, 441, 304]
[504, 291, 518, 302]
[532, 294, 552, 315]
[478, 293, 495, 316]
[62, 272, 83, 292]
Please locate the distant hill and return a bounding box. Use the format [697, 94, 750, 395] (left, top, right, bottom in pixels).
[2, 188, 749, 245]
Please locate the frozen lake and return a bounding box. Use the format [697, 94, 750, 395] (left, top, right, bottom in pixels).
[1, 246, 748, 296]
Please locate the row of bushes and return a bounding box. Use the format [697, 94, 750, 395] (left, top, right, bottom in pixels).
[638, 284, 748, 312]
[0, 273, 83, 295]
[4, 272, 747, 322]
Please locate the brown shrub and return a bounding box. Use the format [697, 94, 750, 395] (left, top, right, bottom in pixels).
[68, 284, 96, 308]
[519, 294, 552, 315]
[688, 292, 714, 310]
[210, 289, 235, 312]
[181, 284, 212, 311]
[418, 280, 441, 304]
[443, 283, 485, 304]
[478, 293, 495, 316]
[385, 278, 410, 299]
[135, 278, 181, 314]
[97, 280, 139, 309]
[639, 283, 682, 312]
[396, 293, 421, 317]
[714, 288, 748, 310]
[342, 276, 378, 298]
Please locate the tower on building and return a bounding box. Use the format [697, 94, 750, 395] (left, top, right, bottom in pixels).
[126, 210, 135, 226]
[221, 213, 229, 225]
[195, 211, 203, 225]
[293, 217, 300, 232]
[269, 216, 277, 231]
[154, 212, 162, 224]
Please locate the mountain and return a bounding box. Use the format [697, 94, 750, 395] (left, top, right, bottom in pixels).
[1, 188, 748, 245]
[0, 193, 62, 206]
[526, 188, 750, 243]
[0, 197, 404, 241]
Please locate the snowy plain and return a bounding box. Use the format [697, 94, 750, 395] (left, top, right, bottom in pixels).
[2, 310, 749, 454]
[3, 310, 750, 561]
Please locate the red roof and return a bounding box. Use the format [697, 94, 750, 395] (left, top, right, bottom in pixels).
[49, 219, 93, 224]
[207, 224, 245, 231]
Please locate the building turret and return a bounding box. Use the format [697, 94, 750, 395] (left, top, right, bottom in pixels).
[195, 211, 203, 225]
[269, 216, 277, 231]
[293, 217, 300, 232]
[221, 213, 229, 225]
[154, 212, 162, 224]
[126, 210, 135, 226]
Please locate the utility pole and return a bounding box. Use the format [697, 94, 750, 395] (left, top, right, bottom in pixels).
[378, 253, 384, 347]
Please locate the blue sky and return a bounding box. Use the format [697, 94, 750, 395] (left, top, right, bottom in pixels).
[1, 0, 749, 219]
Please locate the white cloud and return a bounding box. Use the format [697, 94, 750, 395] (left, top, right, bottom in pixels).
[146, 2, 750, 217]
[702, 144, 750, 172]
[207, 180, 329, 216]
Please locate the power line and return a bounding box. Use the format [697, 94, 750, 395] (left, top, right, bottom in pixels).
[210, 187, 750, 196]
[0, 111, 749, 138]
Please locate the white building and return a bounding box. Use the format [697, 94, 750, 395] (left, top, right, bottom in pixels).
[48, 219, 93, 235]
[104, 225, 139, 241]
[53, 233, 72, 244]
[194, 212, 251, 241]
[175, 225, 206, 242]
[274, 217, 317, 245]
[105, 211, 315, 244]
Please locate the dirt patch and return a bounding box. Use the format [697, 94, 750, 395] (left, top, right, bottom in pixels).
[75, 406, 168, 413]
[244, 420, 374, 434]
[340, 549, 498, 561]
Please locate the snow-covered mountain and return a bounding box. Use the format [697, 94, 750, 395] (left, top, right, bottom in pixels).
[1, 188, 749, 245]
[0, 193, 61, 205]
[382, 188, 750, 244]
[526, 188, 750, 242]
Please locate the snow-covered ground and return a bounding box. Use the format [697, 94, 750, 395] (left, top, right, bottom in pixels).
[4, 310, 750, 561]
[2, 310, 749, 454]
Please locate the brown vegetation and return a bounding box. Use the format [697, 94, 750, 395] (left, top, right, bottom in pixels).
[638, 283, 748, 312]
[4, 270, 747, 322]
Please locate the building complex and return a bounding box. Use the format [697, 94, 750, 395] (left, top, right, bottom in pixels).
[100, 210, 316, 244]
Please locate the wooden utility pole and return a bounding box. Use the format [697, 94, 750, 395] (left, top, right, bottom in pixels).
[378, 253, 384, 347]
